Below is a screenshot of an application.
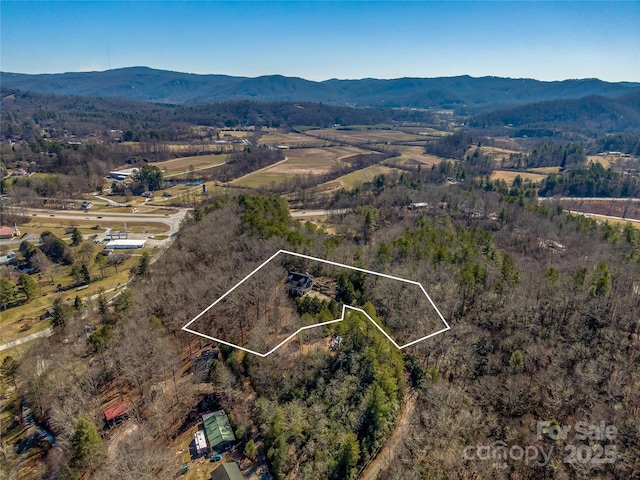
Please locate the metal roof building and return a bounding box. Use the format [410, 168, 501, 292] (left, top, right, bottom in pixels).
[202, 410, 236, 450]
[211, 462, 244, 480]
[104, 239, 146, 250]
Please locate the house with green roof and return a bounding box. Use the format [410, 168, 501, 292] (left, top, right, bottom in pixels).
[202, 410, 236, 451]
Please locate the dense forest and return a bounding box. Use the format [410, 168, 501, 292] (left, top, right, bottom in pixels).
[468, 92, 640, 137]
[539, 163, 640, 198]
[3, 166, 639, 478]
[0, 88, 438, 143]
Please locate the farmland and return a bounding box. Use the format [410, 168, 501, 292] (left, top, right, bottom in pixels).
[152, 154, 228, 175]
[320, 164, 402, 190]
[230, 145, 378, 188]
[258, 132, 329, 147]
[383, 145, 453, 167]
[490, 170, 548, 186]
[304, 127, 426, 144]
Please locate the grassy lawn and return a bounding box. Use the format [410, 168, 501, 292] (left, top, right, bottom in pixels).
[1, 252, 139, 346]
[230, 172, 298, 189]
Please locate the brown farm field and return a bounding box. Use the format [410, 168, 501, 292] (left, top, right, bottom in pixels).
[586, 154, 639, 170]
[304, 128, 426, 144]
[490, 170, 547, 186]
[382, 146, 451, 167]
[258, 132, 329, 147]
[230, 146, 378, 188]
[152, 154, 228, 175]
[527, 166, 561, 175]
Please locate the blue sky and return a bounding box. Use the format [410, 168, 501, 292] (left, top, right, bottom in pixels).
[1, 1, 639, 82]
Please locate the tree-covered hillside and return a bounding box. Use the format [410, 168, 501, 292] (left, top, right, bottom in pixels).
[5, 173, 639, 478]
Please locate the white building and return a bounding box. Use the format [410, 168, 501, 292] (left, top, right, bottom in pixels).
[104, 239, 146, 250]
[108, 168, 139, 181]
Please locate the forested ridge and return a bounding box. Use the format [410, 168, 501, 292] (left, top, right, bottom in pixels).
[3, 168, 639, 478]
[2, 67, 637, 109]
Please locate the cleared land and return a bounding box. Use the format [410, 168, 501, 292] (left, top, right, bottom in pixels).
[258, 132, 329, 147]
[319, 165, 403, 190]
[382, 146, 451, 167]
[152, 154, 228, 175]
[230, 146, 378, 188]
[490, 170, 548, 185]
[304, 128, 426, 144]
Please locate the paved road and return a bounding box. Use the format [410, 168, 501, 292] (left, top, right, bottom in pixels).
[567, 210, 640, 223]
[0, 282, 130, 352]
[0, 327, 53, 352]
[21, 207, 189, 234]
[544, 197, 640, 203]
[290, 209, 352, 217]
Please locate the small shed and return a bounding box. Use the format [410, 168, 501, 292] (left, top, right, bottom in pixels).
[211, 462, 245, 480]
[104, 400, 133, 426]
[202, 410, 235, 451]
[285, 272, 313, 296]
[0, 225, 19, 239]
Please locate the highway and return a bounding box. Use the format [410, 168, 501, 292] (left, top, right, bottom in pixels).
[21, 207, 188, 233]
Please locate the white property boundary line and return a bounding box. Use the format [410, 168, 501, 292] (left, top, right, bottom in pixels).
[182, 249, 450, 357]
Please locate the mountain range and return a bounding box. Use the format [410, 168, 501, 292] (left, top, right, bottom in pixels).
[2, 67, 639, 110]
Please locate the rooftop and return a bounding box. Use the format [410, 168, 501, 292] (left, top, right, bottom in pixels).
[202, 410, 235, 449]
[103, 400, 133, 422]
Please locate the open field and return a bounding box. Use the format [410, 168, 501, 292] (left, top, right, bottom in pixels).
[397, 126, 451, 137]
[152, 154, 228, 175]
[230, 146, 378, 188]
[319, 165, 403, 190]
[304, 127, 426, 144]
[269, 146, 375, 174]
[258, 132, 329, 147]
[586, 154, 639, 170]
[228, 172, 298, 189]
[382, 146, 451, 167]
[466, 145, 521, 164]
[490, 170, 548, 185]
